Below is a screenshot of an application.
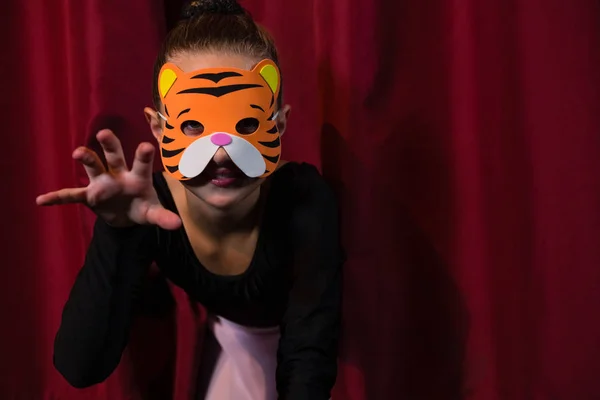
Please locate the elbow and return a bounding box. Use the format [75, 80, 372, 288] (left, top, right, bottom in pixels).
[53, 354, 101, 389]
[276, 361, 338, 400]
[53, 334, 112, 389]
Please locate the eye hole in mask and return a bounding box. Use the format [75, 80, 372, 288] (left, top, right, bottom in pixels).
[236, 118, 260, 135]
[181, 120, 205, 137]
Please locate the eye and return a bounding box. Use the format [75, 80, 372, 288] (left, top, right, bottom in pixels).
[181, 120, 204, 136]
[236, 118, 259, 135]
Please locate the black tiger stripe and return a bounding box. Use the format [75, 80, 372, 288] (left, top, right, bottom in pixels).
[263, 154, 280, 164]
[251, 104, 265, 112]
[177, 108, 191, 118]
[162, 136, 175, 144]
[269, 94, 274, 108]
[266, 126, 278, 134]
[267, 112, 275, 121]
[192, 71, 243, 82]
[165, 122, 174, 129]
[178, 84, 263, 98]
[166, 165, 179, 173]
[259, 137, 280, 148]
[164, 105, 170, 117]
[162, 148, 184, 158]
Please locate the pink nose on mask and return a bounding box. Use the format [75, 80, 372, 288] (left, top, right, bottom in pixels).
[211, 133, 232, 146]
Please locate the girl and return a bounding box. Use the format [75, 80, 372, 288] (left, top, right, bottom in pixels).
[36, 1, 343, 399]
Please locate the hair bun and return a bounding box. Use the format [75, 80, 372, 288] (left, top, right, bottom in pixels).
[181, 0, 245, 19]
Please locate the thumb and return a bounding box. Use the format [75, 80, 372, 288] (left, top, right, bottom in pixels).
[146, 205, 182, 230]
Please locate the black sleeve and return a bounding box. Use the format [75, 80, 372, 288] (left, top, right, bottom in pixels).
[276, 170, 344, 400]
[53, 218, 157, 388]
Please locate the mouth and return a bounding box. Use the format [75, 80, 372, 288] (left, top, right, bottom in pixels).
[198, 161, 249, 188]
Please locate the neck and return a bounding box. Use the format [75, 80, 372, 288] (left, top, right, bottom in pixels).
[184, 188, 263, 239]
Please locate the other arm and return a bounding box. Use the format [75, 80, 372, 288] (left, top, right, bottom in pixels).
[276, 173, 344, 399]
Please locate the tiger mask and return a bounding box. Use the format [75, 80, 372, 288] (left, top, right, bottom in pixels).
[157, 59, 282, 181]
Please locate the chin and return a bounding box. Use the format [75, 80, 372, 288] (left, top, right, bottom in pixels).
[184, 178, 262, 210]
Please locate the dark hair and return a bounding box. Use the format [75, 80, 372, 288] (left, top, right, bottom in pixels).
[152, 0, 282, 110]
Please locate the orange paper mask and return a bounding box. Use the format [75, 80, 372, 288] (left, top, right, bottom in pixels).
[157, 59, 281, 181]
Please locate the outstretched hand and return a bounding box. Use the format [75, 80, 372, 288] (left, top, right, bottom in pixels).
[36, 129, 181, 231]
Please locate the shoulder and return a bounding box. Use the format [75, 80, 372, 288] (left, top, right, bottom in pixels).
[271, 162, 336, 205]
[270, 162, 339, 238]
[271, 164, 345, 272]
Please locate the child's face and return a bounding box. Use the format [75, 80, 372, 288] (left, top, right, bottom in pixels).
[145, 51, 291, 211]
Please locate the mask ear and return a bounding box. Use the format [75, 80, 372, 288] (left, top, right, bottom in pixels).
[253, 59, 280, 98]
[158, 63, 183, 99]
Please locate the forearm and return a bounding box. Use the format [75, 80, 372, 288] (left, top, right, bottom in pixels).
[277, 262, 343, 400]
[54, 218, 155, 388]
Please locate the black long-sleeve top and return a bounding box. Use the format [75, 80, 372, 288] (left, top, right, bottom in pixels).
[53, 162, 344, 400]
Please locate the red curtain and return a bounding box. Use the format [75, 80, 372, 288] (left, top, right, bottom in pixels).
[2, 0, 599, 399]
